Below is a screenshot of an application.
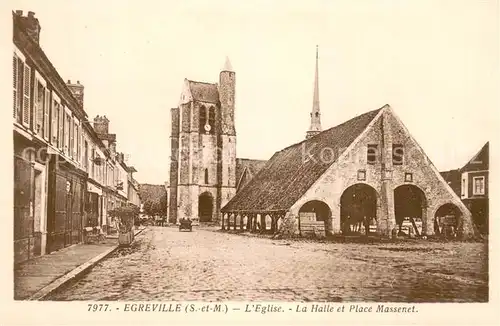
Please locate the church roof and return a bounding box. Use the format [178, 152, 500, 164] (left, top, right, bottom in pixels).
[187, 80, 220, 104]
[235, 158, 268, 192]
[221, 107, 383, 213]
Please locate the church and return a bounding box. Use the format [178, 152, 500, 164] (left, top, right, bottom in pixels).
[220, 47, 476, 239]
[168, 58, 266, 224]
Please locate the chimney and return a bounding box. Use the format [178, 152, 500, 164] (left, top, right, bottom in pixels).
[67, 80, 84, 108]
[19, 11, 41, 44]
[93, 115, 109, 135]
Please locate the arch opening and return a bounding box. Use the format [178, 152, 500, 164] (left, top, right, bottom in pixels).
[394, 185, 426, 237]
[434, 203, 462, 238]
[340, 184, 378, 235]
[298, 200, 332, 236]
[198, 192, 213, 222]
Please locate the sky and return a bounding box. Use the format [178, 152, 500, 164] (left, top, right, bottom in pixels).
[12, 0, 499, 184]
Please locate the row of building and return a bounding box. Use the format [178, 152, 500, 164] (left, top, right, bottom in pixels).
[13, 10, 141, 264]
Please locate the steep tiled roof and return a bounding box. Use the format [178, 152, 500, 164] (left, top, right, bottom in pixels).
[461, 142, 489, 172]
[235, 158, 268, 192]
[440, 169, 461, 196]
[188, 80, 219, 104]
[222, 107, 383, 213]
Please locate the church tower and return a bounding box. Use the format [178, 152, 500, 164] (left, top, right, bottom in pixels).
[169, 57, 237, 224]
[306, 45, 322, 139]
[217, 57, 237, 221]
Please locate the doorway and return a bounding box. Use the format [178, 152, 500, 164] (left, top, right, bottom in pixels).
[198, 192, 213, 222]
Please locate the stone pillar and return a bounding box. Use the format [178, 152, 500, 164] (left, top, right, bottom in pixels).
[331, 201, 341, 234]
[261, 214, 266, 232]
[379, 112, 396, 237]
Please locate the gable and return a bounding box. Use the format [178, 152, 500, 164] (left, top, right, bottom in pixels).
[221, 107, 383, 213]
[235, 158, 268, 192]
[462, 142, 489, 172]
[286, 106, 474, 236]
[384, 107, 474, 222]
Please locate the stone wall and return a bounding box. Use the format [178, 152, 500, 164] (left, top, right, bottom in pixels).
[285, 107, 475, 238]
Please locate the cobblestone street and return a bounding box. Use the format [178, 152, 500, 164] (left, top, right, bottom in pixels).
[48, 227, 488, 302]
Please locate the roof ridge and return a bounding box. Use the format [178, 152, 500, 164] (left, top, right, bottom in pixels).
[187, 79, 217, 86]
[237, 158, 267, 162]
[278, 106, 384, 153]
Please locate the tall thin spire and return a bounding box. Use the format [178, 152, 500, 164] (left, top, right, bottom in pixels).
[306, 45, 322, 139]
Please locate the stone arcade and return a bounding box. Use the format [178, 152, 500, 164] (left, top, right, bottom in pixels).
[221, 104, 475, 238]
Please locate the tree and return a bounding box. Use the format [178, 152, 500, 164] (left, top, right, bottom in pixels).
[138, 184, 168, 219]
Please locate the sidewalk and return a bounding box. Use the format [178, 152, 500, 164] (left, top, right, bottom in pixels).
[14, 227, 145, 300]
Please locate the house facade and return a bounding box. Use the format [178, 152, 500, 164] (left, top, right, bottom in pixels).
[460, 142, 489, 234]
[13, 10, 141, 264]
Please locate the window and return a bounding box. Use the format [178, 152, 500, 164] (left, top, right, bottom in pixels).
[58, 105, 64, 149]
[83, 140, 89, 170]
[204, 168, 209, 184]
[392, 144, 404, 165]
[357, 170, 366, 181]
[65, 113, 71, 155]
[461, 179, 466, 197]
[44, 89, 50, 140]
[13, 53, 30, 125]
[22, 63, 31, 127]
[404, 172, 413, 182]
[199, 105, 207, 132]
[473, 176, 485, 195]
[91, 147, 95, 178]
[208, 107, 215, 133]
[367, 144, 378, 164]
[51, 97, 60, 145]
[75, 123, 80, 162]
[34, 79, 45, 135]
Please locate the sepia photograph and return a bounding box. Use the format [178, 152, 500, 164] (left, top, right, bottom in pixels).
[5, 0, 498, 324]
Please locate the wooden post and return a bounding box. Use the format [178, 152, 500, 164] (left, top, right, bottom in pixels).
[221, 213, 225, 230]
[246, 214, 252, 231]
[240, 214, 244, 230]
[261, 214, 267, 233]
[233, 213, 237, 231]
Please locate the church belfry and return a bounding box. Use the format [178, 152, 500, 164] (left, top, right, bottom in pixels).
[306, 45, 322, 139]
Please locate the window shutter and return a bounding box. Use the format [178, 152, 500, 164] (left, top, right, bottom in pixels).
[66, 114, 70, 155]
[13, 55, 18, 119]
[36, 83, 45, 135]
[75, 123, 79, 162]
[69, 116, 74, 158]
[58, 106, 64, 149]
[52, 102, 58, 145]
[33, 79, 38, 133]
[22, 64, 31, 127]
[44, 89, 50, 140]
